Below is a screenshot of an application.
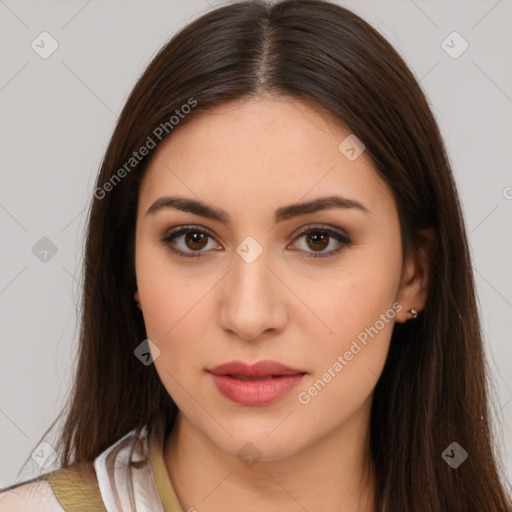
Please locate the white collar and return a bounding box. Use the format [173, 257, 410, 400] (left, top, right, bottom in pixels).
[93, 423, 165, 512]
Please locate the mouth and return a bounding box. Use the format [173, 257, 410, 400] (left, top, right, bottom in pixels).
[228, 374, 299, 380]
[207, 359, 307, 378]
[207, 360, 308, 406]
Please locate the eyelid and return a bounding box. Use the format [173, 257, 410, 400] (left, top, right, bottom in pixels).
[163, 224, 215, 238]
[290, 223, 350, 240]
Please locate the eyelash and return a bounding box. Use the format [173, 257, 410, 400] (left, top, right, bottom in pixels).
[160, 224, 352, 259]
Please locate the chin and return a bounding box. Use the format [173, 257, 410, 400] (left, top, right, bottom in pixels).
[209, 420, 305, 463]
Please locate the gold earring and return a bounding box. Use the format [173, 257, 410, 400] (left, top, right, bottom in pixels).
[408, 308, 418, 319]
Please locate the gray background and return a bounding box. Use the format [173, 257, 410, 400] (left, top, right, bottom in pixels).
[1, 0, 511, 488]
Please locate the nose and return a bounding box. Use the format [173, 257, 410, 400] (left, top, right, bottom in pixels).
[219, 251, 288, 342]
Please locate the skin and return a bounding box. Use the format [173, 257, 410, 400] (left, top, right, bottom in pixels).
[133, 95, 432, 512]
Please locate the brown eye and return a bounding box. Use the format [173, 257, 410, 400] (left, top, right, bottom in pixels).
[184, 232, 208, 251]
[305, 232, 330, 252]
[291, 227, 352, 258]
[161, 226, 220, 258]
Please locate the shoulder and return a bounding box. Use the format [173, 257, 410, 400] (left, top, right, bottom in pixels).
[0, 462, 106, 512]
[0, 477, 64, 511]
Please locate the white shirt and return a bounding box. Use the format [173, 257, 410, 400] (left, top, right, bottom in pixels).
[0, 416, 184, 512]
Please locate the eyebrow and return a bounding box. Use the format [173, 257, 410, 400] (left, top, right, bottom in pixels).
[146, 195, 370, 224]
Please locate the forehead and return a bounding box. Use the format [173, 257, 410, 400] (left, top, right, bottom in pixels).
[138, 96, 393, 223]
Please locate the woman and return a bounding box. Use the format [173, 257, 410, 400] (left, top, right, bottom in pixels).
[1, 0, 510, 510]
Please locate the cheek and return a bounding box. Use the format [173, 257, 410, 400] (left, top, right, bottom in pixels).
[136, 242, 206, 341]
[294, 245, 401, 392]
[294, 288, 397, 424]
[296, 249, 401, 338]
[139, 265, 210, 407]
[135, 249, 223, 403]
[141, 292, 209, 376]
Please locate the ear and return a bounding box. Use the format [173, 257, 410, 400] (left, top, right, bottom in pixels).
[134, 290, 142, 311]
[395, 228, 436, 323]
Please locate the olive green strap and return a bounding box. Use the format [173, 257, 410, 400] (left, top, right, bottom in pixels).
[40, 462, 107, 512]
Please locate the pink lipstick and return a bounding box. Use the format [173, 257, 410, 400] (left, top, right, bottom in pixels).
[207, 360, 307, 406]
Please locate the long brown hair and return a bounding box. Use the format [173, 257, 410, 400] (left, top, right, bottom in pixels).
[19, 0, 511, 509]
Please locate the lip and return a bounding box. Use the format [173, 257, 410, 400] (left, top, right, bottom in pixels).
[207, 360, 307, 406]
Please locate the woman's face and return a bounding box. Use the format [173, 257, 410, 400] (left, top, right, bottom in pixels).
[134, 96, 425, 461]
